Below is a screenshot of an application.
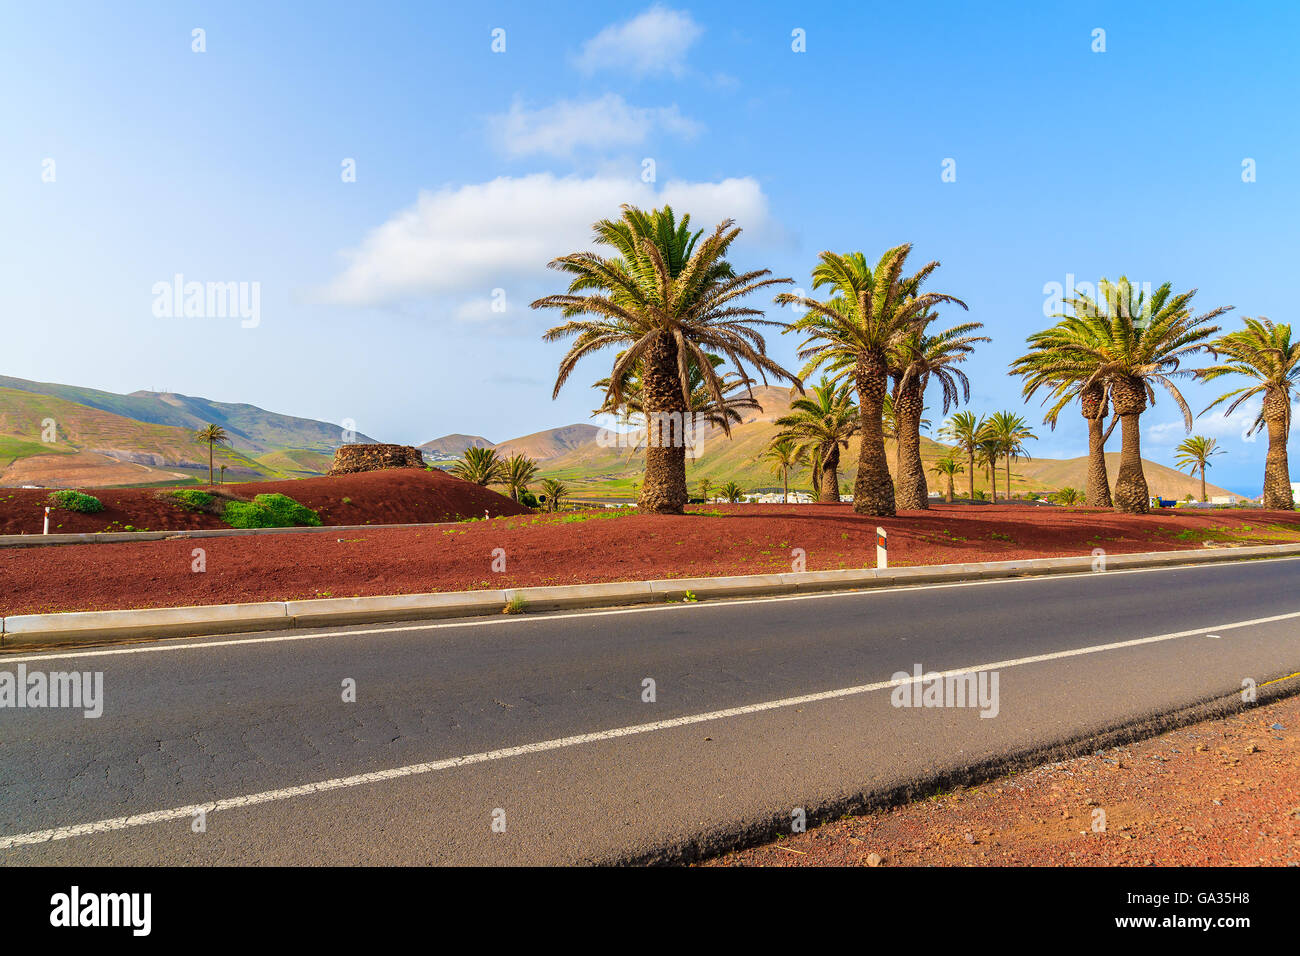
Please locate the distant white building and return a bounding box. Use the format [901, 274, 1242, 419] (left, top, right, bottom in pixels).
[1292, 482, 1300, 504]
[1210, 494, 1242, 505]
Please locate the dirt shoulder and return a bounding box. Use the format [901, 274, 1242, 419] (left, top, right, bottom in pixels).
[703, 689, 1300, 867]
[2, 503, 1298, 616]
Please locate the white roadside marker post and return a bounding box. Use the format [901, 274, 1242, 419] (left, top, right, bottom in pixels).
[43, 506, 50, 535]
[876, 526, 887, 569]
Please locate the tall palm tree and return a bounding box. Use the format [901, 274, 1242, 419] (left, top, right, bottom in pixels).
[938, 411, 985, 501]
[1198, 317, 1299, 510]
[194, 424, 231, 485]
[773, 377, 860, 503]
[1027, 277, 1230, 513]
[984, 411, 1037, 501]
[1173, 435, 1223, 503]
[763, 438, 801, 503]
[500, 453, 540, 502]
[451, 445, 504, 486]
[1013, 322, 1118, 508]
[931, 455, 963, 503]
[539, 478, 569, 512]
[534, 205, 798, 514]
[889, 316, 989, 509]
[976, 435, 1001, 502]
[777, 245, 966, 516]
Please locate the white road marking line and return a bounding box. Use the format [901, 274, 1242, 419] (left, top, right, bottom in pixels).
[6, 554, 1297, 665]
[3, 608, 1297, 851]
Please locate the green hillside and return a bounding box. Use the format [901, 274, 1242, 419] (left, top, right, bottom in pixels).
[0, 374, 378, 453]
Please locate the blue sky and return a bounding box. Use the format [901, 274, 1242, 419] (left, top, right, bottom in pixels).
[2, 1, 1297, 493]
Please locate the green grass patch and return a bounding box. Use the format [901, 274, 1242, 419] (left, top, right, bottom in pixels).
[164, 489, 216, 512]
[222, 493, 321, 529]
[47, 490, 103, 514]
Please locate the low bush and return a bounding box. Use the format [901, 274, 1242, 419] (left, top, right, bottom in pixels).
[164, 489, 216, 512]
[48, 490, 104, 514]
[222, 493, 322, 529]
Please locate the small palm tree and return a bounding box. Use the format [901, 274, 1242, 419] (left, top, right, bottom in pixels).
[451, 445, 504, 486]
[930, 457, 961, 509]
[500, 453, 540, 502]
[984, 411, 1037, 501]
[535, 205, 798, 515]
[938, 411, 985, 502]
[777, 244, 966, 516]
[697, 478, 714, 503]
[194, 424, 231, 485]
[1173, 435, 1223, 503]
[773, 377, 859, 503]
[762, 438, 801, 503]
[720, 480, 745, 503]
[1198, 317, 1299, 510]
[1053, 487, 1083, 506]
[539, 478, 569, 512]
[931, 455, 963, 503]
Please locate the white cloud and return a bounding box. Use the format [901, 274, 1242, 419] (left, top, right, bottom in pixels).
[318, 173, 774, 310]
[1146, 400, 1292, 448]
[491, 94, 701, 158]
[575, 5, 703, 77]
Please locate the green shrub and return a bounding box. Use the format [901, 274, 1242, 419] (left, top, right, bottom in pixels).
[222, 493, 321, 529]
[48, 490, 103, 514]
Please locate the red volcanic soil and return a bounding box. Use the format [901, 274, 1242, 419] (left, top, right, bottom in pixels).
[2, 502, 1298, 616]
[0, 468, 527, 536]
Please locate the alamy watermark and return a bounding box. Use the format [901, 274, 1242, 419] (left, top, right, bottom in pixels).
[1, 665, 103, 718]
[594, 411, 707, 459]
[152, 274, 260, 328]
[891, 664, 1000, 718]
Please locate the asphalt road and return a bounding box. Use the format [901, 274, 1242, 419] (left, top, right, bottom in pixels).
[2, 556, 1298, 865]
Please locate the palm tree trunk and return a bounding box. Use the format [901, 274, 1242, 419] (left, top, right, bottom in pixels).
[638, 333, 688, 514]
[819, 444, 841, 503]
[1005, 456, 1012, 501]
[782, 468, 788, 504]
[967, 448, 976, 501]
[1111, 376, 1150, 514]
[208, 443, 214, 485]
[1262, 387, 1294, 510]
[1081, 386, 1113, 508]
[894, 377, 928, 510]
[988, 454, 997, 502]
[1199, 465, 1207, 504]
[852, 353, 896, 516]
[945, 475, 954, 503]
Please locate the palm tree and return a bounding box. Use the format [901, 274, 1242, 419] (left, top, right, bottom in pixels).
[539, 478, 569, 512]
[194, 424, 231, 485]
[938, 411, 985, 502]
[984, 411, 1037, 501]
[500, 453, 540, 502]
[697, 478, 714, 503]
[1013, 323, 1118, 508]
[720, 480, 745, 503]
[773, 377, 859, 502]
[762, 438, 801, 503]
[1052, 487, 1083, 506]
[534, 205, 798, 515]
[889, 316, 989, 509]
[1198, 317, 1299, 510]
[931, 456, 963, 503]
[595, 351, 762, 434]
[1173, 435, 1223, 503]
[976, 435, 1001, 502]
[777, 245, 966, 516]
[451, 445, 504, 485]
[1030, 277, 1230, 513]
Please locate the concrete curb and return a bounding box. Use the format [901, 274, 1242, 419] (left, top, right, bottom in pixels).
[0, 521, 465, 550]
[3, 542, 1298, 648]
